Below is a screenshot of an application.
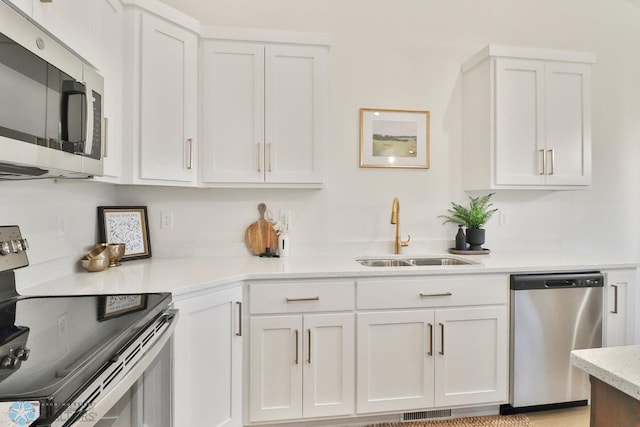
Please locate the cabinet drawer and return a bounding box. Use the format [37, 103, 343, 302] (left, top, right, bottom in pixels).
[357, 275, 508, 309]
[249, 281, 355, 314]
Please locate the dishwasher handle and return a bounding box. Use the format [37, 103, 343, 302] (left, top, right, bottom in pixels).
[545, 280, 577, 288]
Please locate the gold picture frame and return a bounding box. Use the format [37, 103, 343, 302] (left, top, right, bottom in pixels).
[359, 108, 430, 168]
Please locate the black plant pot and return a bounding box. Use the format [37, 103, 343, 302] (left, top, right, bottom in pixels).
[466, 228, 485, 251]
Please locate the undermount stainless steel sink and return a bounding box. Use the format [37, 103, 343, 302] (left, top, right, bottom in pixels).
[356, 257, 474, 267]
[356, 259, 413, 267]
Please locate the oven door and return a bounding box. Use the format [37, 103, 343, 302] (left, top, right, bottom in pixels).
[49, 309, 178, 427]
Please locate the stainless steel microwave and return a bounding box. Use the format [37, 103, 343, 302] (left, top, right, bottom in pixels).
[0, 1, 104, 179]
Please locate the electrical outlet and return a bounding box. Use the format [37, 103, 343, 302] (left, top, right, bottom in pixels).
[57, 214, 67, 237]
[499, 210, 508, 226]
[160, 211, 174, 229]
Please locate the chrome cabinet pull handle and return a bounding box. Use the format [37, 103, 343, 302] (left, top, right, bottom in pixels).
[235, 301, 242, 336]
[187, 138, 193, 170]
[548, 149, 555, 175]
[611, 284, 619, 314]
[539, 149, 545, 175]
[439, 323, 445, 356]
[285, 297, 320, 303]
[420, 292, 452, 298]
[307, 329, 312, 364]
[427, 323, 433, 356]
[267, 143, 272, 172]
[103, 117, 109, 158]
[294, 329, 299, 365]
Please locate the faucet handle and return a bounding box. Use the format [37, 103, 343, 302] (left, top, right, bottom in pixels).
[401, 235, 411, 247]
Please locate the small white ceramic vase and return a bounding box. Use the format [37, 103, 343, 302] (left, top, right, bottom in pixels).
[278, 234, 290, 257]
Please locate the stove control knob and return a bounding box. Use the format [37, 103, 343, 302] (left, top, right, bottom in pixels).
[0, 242, 10, 256]
[20, 239, 29, 250]
[15, 347, 30, 361]
[1, 355, 17, 369]
[9, 240, 18, 253]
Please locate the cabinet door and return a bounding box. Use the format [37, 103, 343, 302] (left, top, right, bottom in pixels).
[303, 313, 355, 418]
[139, 12, 197, 183]
[604, 270, 635, 347]
[6, 0, 32, 16]
[544, 61, 591, 186]
[200, 41, 265, 183]
[94, 0, 123, 179]
[356, 310, 435, 413]
[265, 45, 327, 184]
[249, 315, 303, 422]
[434, 306, 508, 407]
[494, 58, 546, 186]
[32, 0, 95, 64]
[173, 286, 243, 427]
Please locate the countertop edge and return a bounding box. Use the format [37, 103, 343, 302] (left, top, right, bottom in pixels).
[18, 253, 640, 297]
[571, 347, 640, 401]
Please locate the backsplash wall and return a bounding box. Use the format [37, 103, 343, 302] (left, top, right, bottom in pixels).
[0, 180, 117, 289]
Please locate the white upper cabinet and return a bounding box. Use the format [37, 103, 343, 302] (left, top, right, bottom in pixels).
[5, 0, 32, 16]
[201, 42, 265, 184]
[94, 0, 123, 180]
[462, 45, 595, 191]
[31, 0, 95, 64]
[200, 30, 329, 187]
[121, 2, 199, 185]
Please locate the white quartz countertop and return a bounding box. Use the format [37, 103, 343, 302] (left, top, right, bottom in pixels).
[572, 346, 640, 401]
[18, 250, 639, 297]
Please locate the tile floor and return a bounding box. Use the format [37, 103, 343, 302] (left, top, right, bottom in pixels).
[525, 406, 590, 427]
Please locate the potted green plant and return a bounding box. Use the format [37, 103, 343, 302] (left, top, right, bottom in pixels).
[439, 193, 498, 250]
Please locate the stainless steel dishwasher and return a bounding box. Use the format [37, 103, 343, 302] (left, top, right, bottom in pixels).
[500, 271, 604, 414]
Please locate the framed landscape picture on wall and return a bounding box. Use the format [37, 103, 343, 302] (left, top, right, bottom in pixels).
[359, 108, 430, 169]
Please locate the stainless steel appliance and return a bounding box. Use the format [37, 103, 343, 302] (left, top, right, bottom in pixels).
[501, 272, 603, 414]
[0, 226, 177, 427]
[0, 1, 103, 179]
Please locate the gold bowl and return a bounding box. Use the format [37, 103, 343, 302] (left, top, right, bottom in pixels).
[81, 255, 110, 272]
[84, 245, 109, 261]
[95, 243, 126, 267]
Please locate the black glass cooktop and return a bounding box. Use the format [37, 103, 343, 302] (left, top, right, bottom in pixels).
[0, 286, 171, 423]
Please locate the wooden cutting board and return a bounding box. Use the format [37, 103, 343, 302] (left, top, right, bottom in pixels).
[245, 203, 278, 255]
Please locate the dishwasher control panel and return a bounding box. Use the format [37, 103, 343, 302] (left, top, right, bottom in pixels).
[510, 272, 604, 290]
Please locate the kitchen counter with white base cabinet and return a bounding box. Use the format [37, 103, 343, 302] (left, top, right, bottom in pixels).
[356, 275, 508, 413]
[21, 252, 638, 427]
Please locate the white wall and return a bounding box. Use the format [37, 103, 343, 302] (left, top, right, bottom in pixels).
[115, 0, 640, 258]
[0, 180, 117, 288]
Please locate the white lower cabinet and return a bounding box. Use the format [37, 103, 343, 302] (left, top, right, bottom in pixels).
[249, 313, 355, 421]
[357, 306, 507, 413]
[247, 280, 356, 422]
[173, 285, 243, 427]
[356, 275, 509, 415]
[603, 269, 637, 347]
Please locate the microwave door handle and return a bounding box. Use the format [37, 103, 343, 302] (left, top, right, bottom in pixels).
[61, 81, 88, 154]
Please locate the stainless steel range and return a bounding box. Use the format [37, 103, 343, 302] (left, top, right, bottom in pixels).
[0, 226, 177, 426]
